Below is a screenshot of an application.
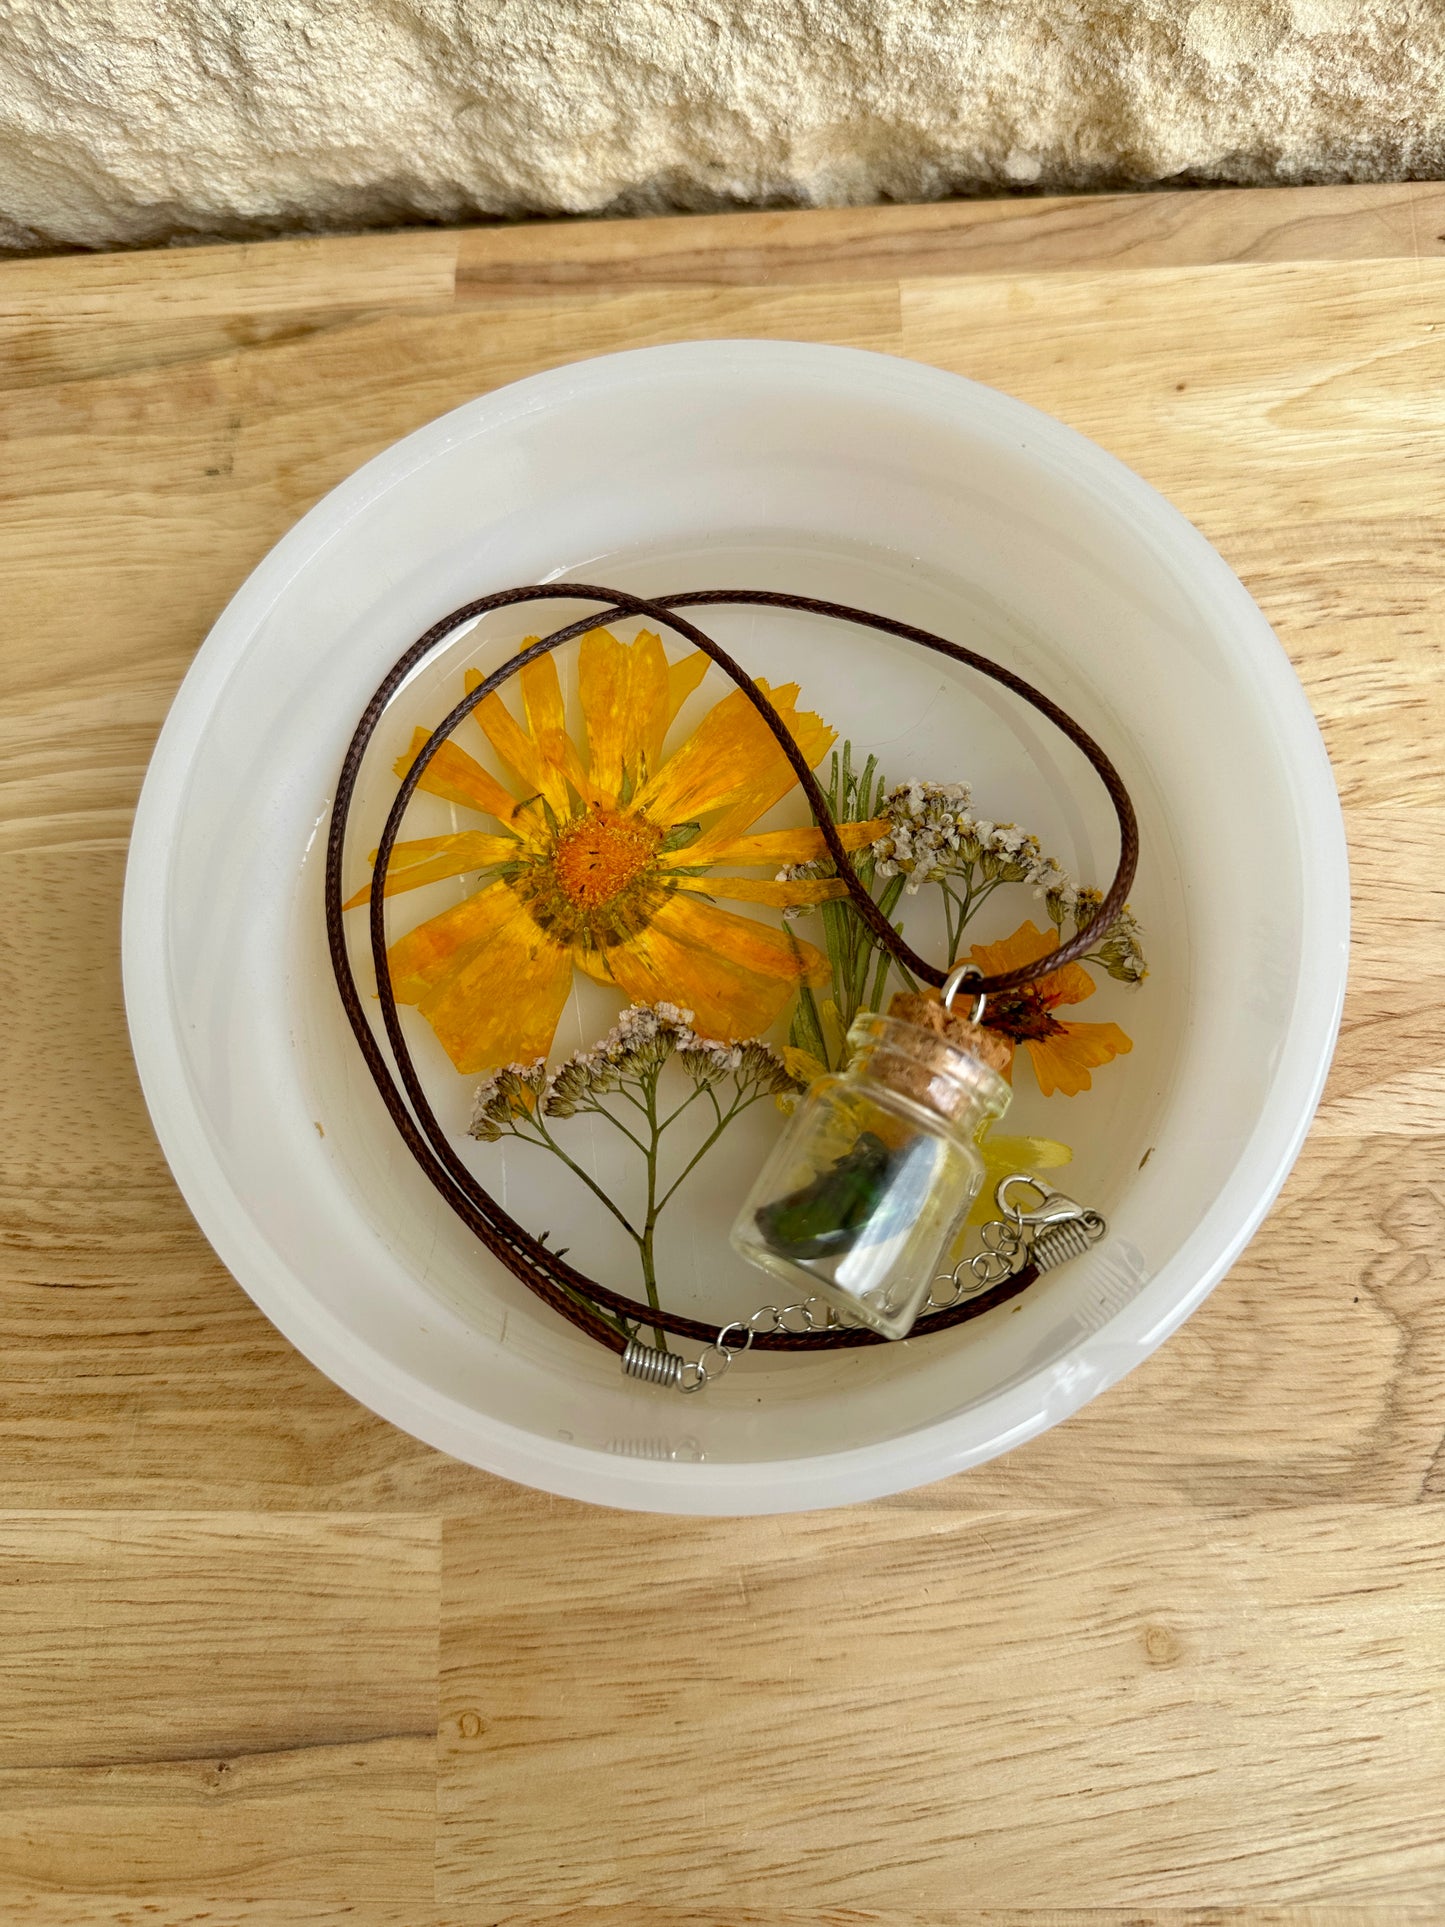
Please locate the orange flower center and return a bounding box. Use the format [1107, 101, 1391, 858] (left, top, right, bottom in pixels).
[552, 809, 661, 910]
[984, 984, 1067, 1044]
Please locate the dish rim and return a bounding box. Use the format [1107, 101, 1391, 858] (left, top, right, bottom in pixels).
[121, 340, 1350, 1513]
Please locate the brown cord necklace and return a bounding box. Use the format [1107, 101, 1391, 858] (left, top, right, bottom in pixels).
[325, 586, 1138, 1367]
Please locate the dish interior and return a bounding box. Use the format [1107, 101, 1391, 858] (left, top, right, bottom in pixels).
[150, 349, 1327, 1478]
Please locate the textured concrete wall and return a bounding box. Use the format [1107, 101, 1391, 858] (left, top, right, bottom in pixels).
[1, 0, 1441, 251]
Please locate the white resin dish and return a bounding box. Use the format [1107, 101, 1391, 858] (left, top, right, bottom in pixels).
[123, 342, 1348, 1513]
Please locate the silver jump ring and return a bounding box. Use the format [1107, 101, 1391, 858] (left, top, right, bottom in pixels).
[941, 961, 987, 1025]
[980, 1221, 1024, 1263]
[680, 1343, 730, 1392]
[928, 1272, 964, 1311]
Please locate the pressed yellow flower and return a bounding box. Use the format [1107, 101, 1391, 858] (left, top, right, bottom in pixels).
[780, 1045, 829, 1088]
[967, 918, 1133, 1097]
[347, 628, 885, 1073]
[965, 1125, 1073, 1230]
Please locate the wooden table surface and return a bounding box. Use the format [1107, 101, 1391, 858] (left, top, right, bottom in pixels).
[3, 182, 1444, 1924]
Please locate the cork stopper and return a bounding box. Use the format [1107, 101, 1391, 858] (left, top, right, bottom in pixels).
[887, 990, 1014, 1078]
[837, 992, 1013, 1127]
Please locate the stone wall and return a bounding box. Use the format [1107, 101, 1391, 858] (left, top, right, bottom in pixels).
[1, 0, 1440, 251]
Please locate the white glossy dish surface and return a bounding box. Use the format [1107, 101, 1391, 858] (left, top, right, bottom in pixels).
[123, 342, 1348, 1513]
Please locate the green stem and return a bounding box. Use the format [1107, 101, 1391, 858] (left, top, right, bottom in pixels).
[530, 1113, 643, 1244]
[867, 872, 908, 1012]
[575, 1098, 651, 1156]
[938, 880, 962, 961]
[494, 1043, 804, 1358]
[554, 1278, 634, 1343]
[954, 874, 1005, 938]
[857, 753, 878, 815]
[657, 1080, 712, 1132]
[819, 894, 847, 991]
[639, 1066, 666, 1348]
[656, 1094, 750, 1211]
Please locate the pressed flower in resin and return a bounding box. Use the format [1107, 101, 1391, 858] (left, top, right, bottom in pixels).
[966, 919, 1133, 1097]
[347, 627, 884, 1072]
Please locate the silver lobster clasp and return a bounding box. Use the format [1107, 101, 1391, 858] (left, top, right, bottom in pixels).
[996, 1173, 1093, 1229]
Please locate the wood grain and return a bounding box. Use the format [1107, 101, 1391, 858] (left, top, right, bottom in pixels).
[441, 1506, 1445, 1916]
[0, 1516, 439, 1909]
[2, 184, 1443, 1921]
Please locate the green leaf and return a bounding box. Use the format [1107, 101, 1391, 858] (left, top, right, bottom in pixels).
[858, 753, 877, 816]
[659, 819, 702, 853]
[790, 981, 829, 1062]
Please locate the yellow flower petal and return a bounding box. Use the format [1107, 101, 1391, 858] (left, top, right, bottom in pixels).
[572, 943, 618, 987]
[665, 650, 709, 731]
[394, 728, 524, 825]
[965, 1131, 1073, 1229]
[630, 629, 672, 780]
[781, 1045, 828, 1086]
[577, 628, 629, 800]
[636, 680, 835, 829]
[576, 628, 671, 798]
[385, 879, 521, 1006]
[677, 818, 888, 867]
[968, 919, 1094, 1009]
[343, 831, 518, 909]
[600, 917, 800, 1040]
[519, 651, 566, 744]
[649, 893, 832, 986]
[1048, 961, 1097, 1007]
[521, 650, 604, 808]
[689, 701, 839, 846]
[1025, 1022, 1133, 1098]
[465, 665, 571, 820]
[669, 874, 849, 906]
[381, 878, 572, 1069]
[414, 895, 574, 1075]
[967, 918, 1054, 977]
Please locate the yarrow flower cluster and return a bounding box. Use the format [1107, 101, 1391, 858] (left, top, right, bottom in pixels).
[1049, 888, 1148, 985]
[870, 780, 1055, 893]
[467, 1058, 550, 1139]
[467, 1003, 804, 1325]
[865, 780, 1147, 984]
[469, 1004, 800, 1139]
[548, 1002, 701, 1114]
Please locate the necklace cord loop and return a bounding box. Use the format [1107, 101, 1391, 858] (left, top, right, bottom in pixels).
[324, 586, 1137, 1358]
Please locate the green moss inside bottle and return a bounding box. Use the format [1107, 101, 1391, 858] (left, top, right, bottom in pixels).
[753, 1131, 893, 1260]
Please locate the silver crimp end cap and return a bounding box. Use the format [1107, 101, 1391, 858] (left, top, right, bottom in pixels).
[621, 1337, 684, 1389]
[1030, 1210, 1107, 1274]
